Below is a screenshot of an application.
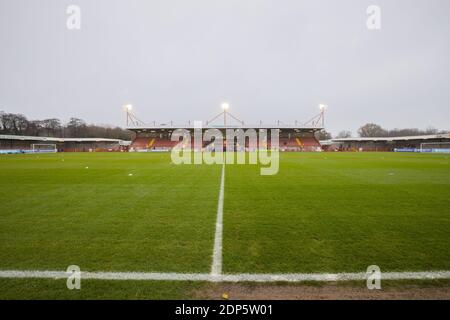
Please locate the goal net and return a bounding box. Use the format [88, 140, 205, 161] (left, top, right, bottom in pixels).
[31, 144, 57, 153]
[419, 142, 450, 154]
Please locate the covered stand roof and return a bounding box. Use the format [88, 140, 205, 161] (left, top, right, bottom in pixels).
[0, 134, 130, 143]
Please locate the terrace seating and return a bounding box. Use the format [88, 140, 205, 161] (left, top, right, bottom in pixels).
[130, 135, 322, 151]
[151, 138, 178, 149]
[297, 137, 320, 147]
[279, 138, 299, 147]
[147, 138, 155, 148]
[131, 137, 174, 150]
[130, 137, 150, 149]
[276, 136, 321, 151]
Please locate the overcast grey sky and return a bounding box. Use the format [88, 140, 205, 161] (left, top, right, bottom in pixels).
[1, 0, 449, 134]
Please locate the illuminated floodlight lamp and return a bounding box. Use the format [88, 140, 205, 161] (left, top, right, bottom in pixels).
[221, 102, 230, 110]
[319, 104, 327, 111]
[124, 104, 133, 111]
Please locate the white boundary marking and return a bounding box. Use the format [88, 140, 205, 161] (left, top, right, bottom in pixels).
[211, 163, 225, 277]
[1, 270, 450, 282]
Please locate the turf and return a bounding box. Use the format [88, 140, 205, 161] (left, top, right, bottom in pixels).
[224, 152, 450, 273]
[0, 151, 449, 299]
[0, 278, 204, 300]
[0, 153, 221, 272]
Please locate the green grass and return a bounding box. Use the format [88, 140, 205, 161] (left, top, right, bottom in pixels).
[0, 278, 203, 300]
[0, 153, 221, 272]
[224, 152, 450, 273]
[0, 152, 449, 299]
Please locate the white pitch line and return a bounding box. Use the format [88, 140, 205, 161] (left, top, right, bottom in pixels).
[1, 270, 450, 282]
[211, 163, 225, 277]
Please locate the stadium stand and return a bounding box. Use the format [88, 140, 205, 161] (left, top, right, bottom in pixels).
[128, 127, 323, 152]
[125, 105, 326, 152]
[277, 136, 321, 151]
[130, 137, 179, 151]
[152, 138, 179, 149]
[322, 134, 450, 152]
[0, 135, 130, 153]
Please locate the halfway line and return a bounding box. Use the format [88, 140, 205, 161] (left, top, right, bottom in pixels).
[211, 163, 225, 277]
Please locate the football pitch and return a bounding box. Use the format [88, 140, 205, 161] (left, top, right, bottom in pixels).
[0, 152, 449, 299]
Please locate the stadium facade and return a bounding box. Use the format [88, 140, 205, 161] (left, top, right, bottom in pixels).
[126, 107, 325, 152]
[127, 124, 324, 152]
[0, 134, 130, 154]
[323, 133, 450, 152]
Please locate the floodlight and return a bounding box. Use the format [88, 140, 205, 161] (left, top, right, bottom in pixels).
[221, 102, 230, 110]
[125, 104, 133, 111]
[319, 104, 327, 111]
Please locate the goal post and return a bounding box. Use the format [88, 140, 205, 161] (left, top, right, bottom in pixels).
[419, 142, 450, 154]
[31, 144, 57, 153]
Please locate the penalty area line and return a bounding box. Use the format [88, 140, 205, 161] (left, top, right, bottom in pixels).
[0, 270, 450, 282]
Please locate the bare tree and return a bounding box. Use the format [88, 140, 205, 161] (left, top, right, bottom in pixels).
[66, 118, 86, 137]
[358, 123, 388, 137]
[41, 118, 62, 137]
[0, 111, 6, 132]
[25, 120, 43, 136]
[1, 112, 28, 134]
[336, 130, 352, 138]
[315, 130, 332, 140]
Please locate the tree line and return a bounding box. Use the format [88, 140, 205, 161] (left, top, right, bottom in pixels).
[318, 124, 447, 140]
[0, 111, 133, 140]
[355, 123, 447, 138]
[2, 111, 447, 141]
